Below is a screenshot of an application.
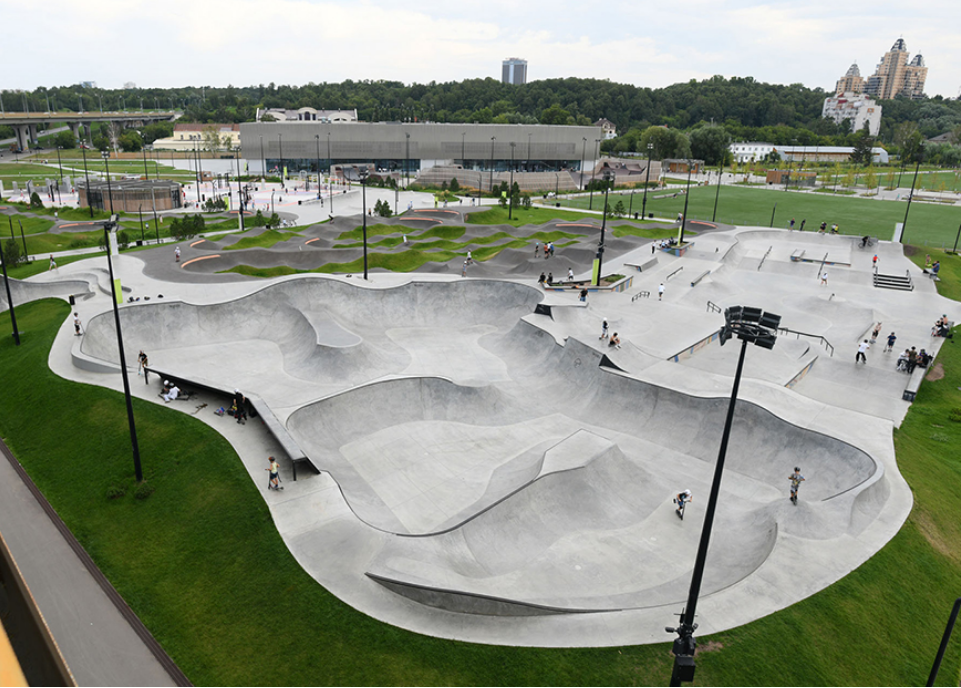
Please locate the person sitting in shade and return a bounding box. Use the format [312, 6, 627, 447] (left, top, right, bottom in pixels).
[162, 381, 180, 403]
[608, 332, 621, 349]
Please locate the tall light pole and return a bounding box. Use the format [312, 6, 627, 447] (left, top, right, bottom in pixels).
[234, 147, 245, 233]
[102, 213, 144, 483]
[259, 136, 265, 181]
[55, 145, 64, 186]
[328, 131, 334, 214]
[314, 134, 321, 199]
[667, 305, 780, 687]
[580, 137, 587, 192]
[141, 140, 149, 179]
[680, 161, 693, 244]
[278, 133, 284, 184]
[900, 145, 924, 244]
[508, 142, 516, 220]
[712, 155, 723, 222]
[405, 132, 411, 189]
[593, 170, 614, 286]
[81, 138, 93, 218]
[359, 169, 369, 280]
[588, 138, 601, 209]
[489, 136, 496, 198]
[0, 219, 21, 346]
[102, 151, 115, 214]
[641, 143, 654, 219]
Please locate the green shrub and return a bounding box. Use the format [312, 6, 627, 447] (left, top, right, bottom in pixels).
[106, 484, 127, 500]
[134, 481, 155, 500]
[29, 192, 43, 209]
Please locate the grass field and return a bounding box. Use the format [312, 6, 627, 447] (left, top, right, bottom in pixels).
[464, 205, 609, 227]
[559, 184, 961, 247]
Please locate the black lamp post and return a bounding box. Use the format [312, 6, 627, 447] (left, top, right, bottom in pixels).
[101, 151, 115, 214]
[278, 133, 284, 184]
[712, 157, 723, 222]
[234, 147, 245, 232]
[461, 132, 466, 166]
[667, 305, 780, 687]
[359, 168, 369, 280]
[141, 141, 149, 179]
[900, 145, 924, 244]
[508, 142, 516, 220]
[56, 145, 64, 186]
[679, 161, 693, 244]
[259, 136, 265, 181]
[314, 134, 321, 199]
[641, 143, 654, 219]
[593, 170, 614, 286]
[405, 132, 410, 189]
[527, 132, 533, 170]
[81, 139, 93, 218]
[1, 218, 21, 346]
[138, 204, 145, 243]
[489, 136, 496, 198]
[588, 138, 601, 209]
[193, 141, 202, 204]
[580, 137, 587, 192]
[102, 215, 144, 483]
[328, 131, 334, 214]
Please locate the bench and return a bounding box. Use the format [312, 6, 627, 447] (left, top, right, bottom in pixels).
[903, 367, 926, 402]
[690, 270, 711, 287]
[145, 367, 314, 480]
[790, 249, 806, 262]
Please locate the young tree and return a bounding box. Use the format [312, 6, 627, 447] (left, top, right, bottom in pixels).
[689, 125, 731, 165]
[29, 192, 43, 209]
[864, 167, 878, 193]
[613, 199, 626, 217]
[54, 130, 77, 149]
[449, 177, 460, 192]
[118, 129, 143, 152]
[2, 238, 22, 267]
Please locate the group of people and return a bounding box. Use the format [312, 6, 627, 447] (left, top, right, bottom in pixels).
[924, 256, 942, 280]
[932, 314, 951, 338]
[817, 222, 840, 235]
[652, 238, 678, 253]
[537, 271, 554, 286]
[895, 346, 932, 373]
[534, 241, 556, 258]
[599, 320, 621, 349]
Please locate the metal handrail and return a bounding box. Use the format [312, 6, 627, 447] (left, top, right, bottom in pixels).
[777, 327, 834, 357]
[666, 266, 684, 280]
[632, 291, 650, 302]
[706, 301, 722, 314]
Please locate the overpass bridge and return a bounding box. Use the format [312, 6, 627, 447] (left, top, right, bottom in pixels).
[0, 111, 178, 151]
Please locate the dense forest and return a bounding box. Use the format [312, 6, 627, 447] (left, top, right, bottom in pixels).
[4, 75, 961, 162]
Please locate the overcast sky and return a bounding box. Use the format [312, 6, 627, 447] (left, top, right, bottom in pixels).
[3, 0, 958, 99]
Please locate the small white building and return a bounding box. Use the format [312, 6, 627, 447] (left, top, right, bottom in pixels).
[256, 107, 358, 123]
[822, 93, 882, 136]
[729, 142, 776, 163]
[594, 118, 617, 140]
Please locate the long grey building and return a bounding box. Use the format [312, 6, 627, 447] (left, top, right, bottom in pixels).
[238, 122, 602, 179]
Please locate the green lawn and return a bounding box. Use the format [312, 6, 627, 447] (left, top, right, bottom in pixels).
[224, 228, 303, 250]
[464, 205, 610, 227]
[557, 184, 961, 247]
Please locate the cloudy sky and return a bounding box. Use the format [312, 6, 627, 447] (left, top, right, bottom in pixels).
[3, 0, 958, 98]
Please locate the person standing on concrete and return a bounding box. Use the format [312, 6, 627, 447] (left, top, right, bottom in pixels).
[266, 456, 283, 491]
[534, 241, 540, 257]
[789, 218, 795, 230]
[233, 389, 247, 424]
[799, 219, 806, 232]
[599, 319, 609, 340]
[820, 271, 828, 286]
[872, 254, 879, 271]
[579, 288, 588, 303]
[871, 323, 882, 344]
[675, 489, 692, 519]
[907, 347, 918, 373]
[547, 272, 553, 285]
[789, 468, 805, 505]
[568, 267, 575, 282]
[174, 246, 181, 262]
[884, 332, 897, 353]
[73, 312, 82, 336]
[658, 283, 665, 301]
[856, 339, 870, 364]
[538, 272, 546, 287]
[461, 261, 468, 278]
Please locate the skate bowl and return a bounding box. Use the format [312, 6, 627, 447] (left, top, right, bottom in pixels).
[75, 274, 909, 642]
[286, 328, 883, 615]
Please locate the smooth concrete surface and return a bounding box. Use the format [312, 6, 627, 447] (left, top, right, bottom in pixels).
[11, 206, 960, 650]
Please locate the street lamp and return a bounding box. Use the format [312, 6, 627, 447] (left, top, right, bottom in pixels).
[712, 156, 723, 222]
[593, 170, 614, 286]
[641, 143, 654, 219]
[141, 140, 149, 179]
[259, 136, 265, 182]
[588, 138, 601, 209]
[508, 142, 516, 220]
[580, 137, 587, 192]
[900, 144, 924, 244]
[328, 131, 334, 214]
[81, 138, 93, 218]
[667, 305, 780, 687]
[680, 161, 694, 244]
[358, 168, 370, 280]
[405, 131, 410, 189]
[102, 214, 144, 483]
[55, 145, 64, 186]
[314, 134, 321, 199]
[0, 220, 21, 346]
[101, 151, 115, 215]
[278, 133, 284, 185]
[489, 136, 496, 198]
[234, 147, 245, 233]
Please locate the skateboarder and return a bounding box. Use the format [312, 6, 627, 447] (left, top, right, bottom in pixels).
[675, 489, 692, 519]
[856, 339, 870, 364]
[266, 456, 283, 491]
[599, 319, 609, 340]
[789, 468, 805, 504]
[884, 332, 897, 353]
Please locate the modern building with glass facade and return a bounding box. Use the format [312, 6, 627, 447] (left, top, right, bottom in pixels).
[501, 58, 528, 85]
[239, 122, 603, 179]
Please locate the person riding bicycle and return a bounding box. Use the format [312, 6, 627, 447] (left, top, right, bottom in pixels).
[859, 235, 870, 249]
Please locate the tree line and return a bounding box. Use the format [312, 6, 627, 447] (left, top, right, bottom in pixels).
[4, 76, 960, 162]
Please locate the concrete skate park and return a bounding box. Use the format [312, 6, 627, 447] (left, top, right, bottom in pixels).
[9, 199, 959, 649]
